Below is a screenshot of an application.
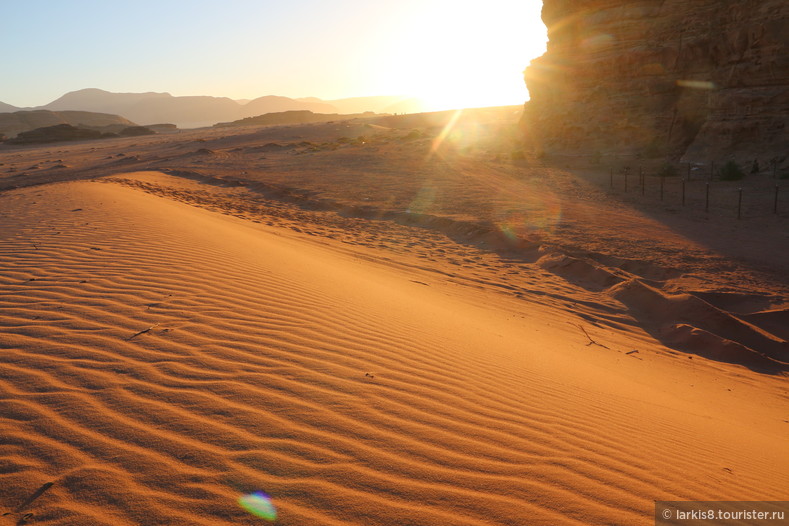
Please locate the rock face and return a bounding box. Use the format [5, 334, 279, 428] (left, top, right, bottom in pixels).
[522, 0, 789, 165]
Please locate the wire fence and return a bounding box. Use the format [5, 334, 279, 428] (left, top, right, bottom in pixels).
[606, 162, 788, 219]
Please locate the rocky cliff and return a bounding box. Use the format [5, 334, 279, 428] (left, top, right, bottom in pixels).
[522, 0, 789, 165]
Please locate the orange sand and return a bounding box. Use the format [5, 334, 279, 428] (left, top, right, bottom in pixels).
[1, 177, 787, 525]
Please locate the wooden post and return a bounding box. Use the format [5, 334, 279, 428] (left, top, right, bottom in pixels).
[705, 183, 710, 213]
[737, 187, 743, 219]
[775, 185, 780, 215]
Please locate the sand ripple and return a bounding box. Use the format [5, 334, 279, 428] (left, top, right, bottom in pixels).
[0, 181, 786, 525]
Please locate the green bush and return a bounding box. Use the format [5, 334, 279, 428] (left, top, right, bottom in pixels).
[719, 160, 744, 181]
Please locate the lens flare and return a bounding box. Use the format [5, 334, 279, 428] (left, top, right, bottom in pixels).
[429, 109, 464, 157]
[407, 185, 438, 214]
[239, 491, 277, 521]
[493, 187, 563, 240]
[677, 79, 716, 90]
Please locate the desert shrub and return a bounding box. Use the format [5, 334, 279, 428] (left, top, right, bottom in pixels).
[719, 160, 744, 181]
[657, 163, 678, 177]
[402, 129, 422, 141]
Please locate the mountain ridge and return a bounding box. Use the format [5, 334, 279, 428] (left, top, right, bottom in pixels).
[1, 89, 423, 129]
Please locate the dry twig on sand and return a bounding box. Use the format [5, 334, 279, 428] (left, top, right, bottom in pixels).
[1, 481, 54, 523]
[126, 323, 160, 341]
[575, 324, 610, 349]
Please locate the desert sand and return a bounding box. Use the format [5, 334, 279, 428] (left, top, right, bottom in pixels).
[0, 111, 787, 525]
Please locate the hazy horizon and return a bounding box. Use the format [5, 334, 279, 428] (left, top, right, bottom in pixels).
[0, 0, 547, 112]
[0, 87, 524, 110]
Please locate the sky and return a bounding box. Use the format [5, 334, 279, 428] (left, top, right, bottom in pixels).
[0, 0, 547, 111]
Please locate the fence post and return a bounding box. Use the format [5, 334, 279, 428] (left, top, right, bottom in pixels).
[775, 185, 780, 215]
[705, 183, 710, 213]
[737, 187, 743, 219]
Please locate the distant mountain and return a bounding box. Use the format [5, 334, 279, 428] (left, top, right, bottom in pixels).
[0, 109, 135, 139]
[7, 89, 420, 130]
[0, 101, 19, 113]
[43, 88, 170, 113]
[113, 95, 241, 129]
[321, 95, 422, 115]
[34, 88, 343, 129]
[379, 97, 425, 115]
[242, 96, 337, 118]
[214, 109, 379, 128]
[40, 89, 239, 129]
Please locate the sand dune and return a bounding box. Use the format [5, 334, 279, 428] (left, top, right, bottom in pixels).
[1, 179, 787, 525]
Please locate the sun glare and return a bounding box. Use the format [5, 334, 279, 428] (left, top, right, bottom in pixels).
[380, 1, 546, 112]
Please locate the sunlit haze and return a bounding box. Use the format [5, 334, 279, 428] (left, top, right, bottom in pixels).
[0, 0, 546, 111]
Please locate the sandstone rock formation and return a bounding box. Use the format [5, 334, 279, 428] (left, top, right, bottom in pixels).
[522, 0, 789, 165]
[118, 126, 156, 137]
[0, 110, 135, 139]
[7, 123, 105, 144]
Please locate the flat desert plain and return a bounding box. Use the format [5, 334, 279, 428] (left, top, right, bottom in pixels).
[0, 109, 787, 525]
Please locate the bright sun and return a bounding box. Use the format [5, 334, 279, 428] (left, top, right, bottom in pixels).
[379, 1, 546, 112]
